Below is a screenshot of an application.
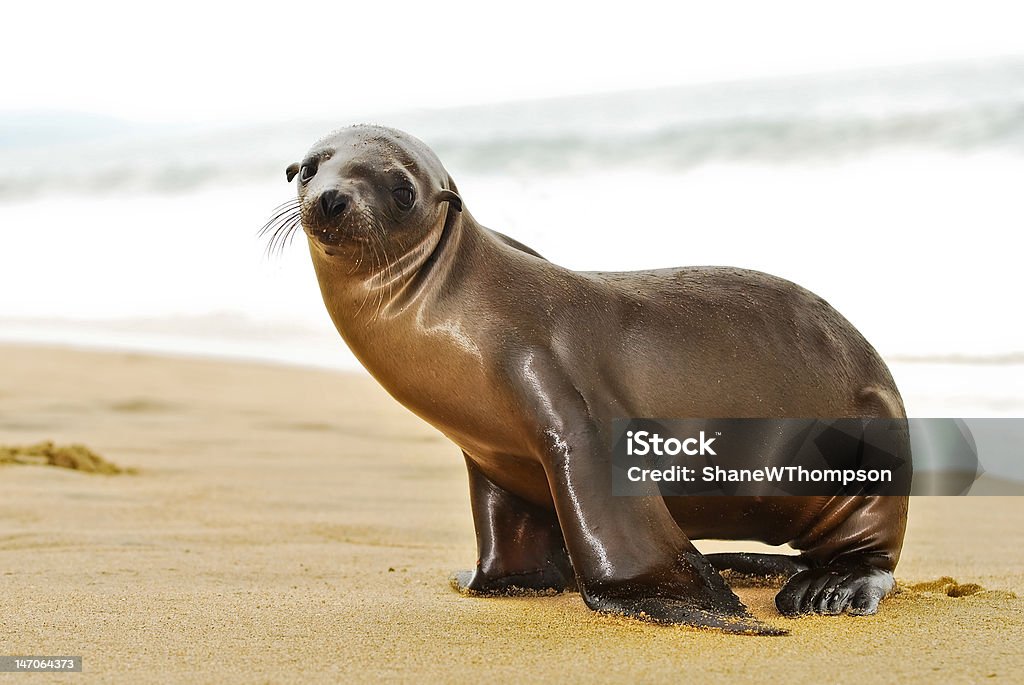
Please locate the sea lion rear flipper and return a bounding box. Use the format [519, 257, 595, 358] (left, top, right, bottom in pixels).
[775, 561, 895, 617]
[706, 552, 811, 583]
[778, 496, 905, 616]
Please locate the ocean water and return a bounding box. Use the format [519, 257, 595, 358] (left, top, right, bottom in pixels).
[1, 59, 1022, 418]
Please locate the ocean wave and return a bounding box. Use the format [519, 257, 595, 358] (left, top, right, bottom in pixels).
[2, 57, 1024, 199]
[429, 101, 1024, 173]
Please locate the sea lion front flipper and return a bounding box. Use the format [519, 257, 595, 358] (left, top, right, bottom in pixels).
[448, 569, 571, 597]
[596, 599, 788, 636]
[514, 353, 784, 635]
[583, 551, 788, 636]
[451, 454, 575, 596]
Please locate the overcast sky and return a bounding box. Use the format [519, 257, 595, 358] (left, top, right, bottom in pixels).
[4, 0, 1022, 124]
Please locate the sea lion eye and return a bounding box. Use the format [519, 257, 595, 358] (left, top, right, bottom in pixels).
[299, 162, 318, 183]
[392, 187, 414, 209]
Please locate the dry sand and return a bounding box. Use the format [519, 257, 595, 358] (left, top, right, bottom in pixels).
[1, 344, 1021, 684]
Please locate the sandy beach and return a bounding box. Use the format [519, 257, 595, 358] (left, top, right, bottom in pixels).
[1, 344, 1021, 683]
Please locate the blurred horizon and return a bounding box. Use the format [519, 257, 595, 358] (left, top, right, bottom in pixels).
[3, 52, 1023, 131]
[6, 0, 1023, 122]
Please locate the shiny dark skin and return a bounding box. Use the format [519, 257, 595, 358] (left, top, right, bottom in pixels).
[282, 125, 910, 635]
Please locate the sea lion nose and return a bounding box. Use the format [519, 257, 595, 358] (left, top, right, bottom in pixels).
[318, 189, 349, 220]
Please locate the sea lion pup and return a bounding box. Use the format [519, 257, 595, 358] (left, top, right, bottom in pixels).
[264, 124, 910, 635]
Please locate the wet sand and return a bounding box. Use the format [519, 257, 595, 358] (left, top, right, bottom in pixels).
[1, 345, 1021, 683]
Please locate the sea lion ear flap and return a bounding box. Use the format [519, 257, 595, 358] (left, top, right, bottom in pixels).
[438, 190, 462, 212]
[439, 173, 462, 212]
[286, 163, 300, 183]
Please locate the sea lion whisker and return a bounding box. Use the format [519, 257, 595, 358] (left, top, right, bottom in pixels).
[258, 200, 302, 236]
[284, 219, 302, 248]
[371, 241, 388, 323]
[369, 214, 394, 323]
[274, 216, 302, 256]
[378, 254, 393, 322]
[386, 251, 396, 319]
[271, 197, 301, 210]
[258, 213, 293, 239]
[259, 214, 301, 252]
[263, 198, 301, 221]
[263, 225, 285, 258]
[372, 214, 397, 322]
[367, 237, 386, 318]
[348, 238, 365, 275]
[264, 219, 290, 257]
[260, 210, 303, 258]
[353, 239, 380, 317]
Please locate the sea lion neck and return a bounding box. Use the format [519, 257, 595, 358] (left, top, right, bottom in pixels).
[307, 206, 488, 336]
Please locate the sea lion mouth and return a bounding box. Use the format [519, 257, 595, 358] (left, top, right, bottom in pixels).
[301, 213, 376, 249]
[305, 227, 343, 248]
[302, 213, 342, 243]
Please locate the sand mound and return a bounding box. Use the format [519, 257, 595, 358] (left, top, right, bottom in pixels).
[902, 576, 1017, 599]
[0, 441, 131, 474]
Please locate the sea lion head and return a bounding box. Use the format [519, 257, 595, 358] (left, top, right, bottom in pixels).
[278, 125, 462, 264]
